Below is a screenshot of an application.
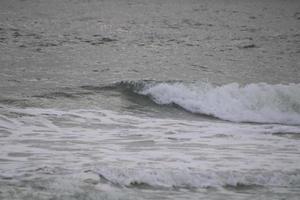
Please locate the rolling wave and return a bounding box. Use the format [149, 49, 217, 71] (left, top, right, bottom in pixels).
[94, 167, 300, 190]
[112, 81, 300, 125]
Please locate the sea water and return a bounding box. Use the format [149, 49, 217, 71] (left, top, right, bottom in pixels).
[0, 0, 300, 199]
[1, 81, 300, 200]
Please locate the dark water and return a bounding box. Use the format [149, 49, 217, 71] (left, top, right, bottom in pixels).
[0, 0, 300, 199]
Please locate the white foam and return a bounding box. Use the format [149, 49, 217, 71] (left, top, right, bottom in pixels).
[95, 167, 300, 189]
[0, 105, 300, 193]
[139, 82, 300, 125]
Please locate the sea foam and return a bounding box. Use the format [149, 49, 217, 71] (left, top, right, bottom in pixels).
[94, 167, 300, 189]
[138, 82, 300, 125]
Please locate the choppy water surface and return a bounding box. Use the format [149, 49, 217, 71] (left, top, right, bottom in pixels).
[1, 0, 300, 199]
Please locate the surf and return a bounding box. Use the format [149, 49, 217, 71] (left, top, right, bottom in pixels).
[108, 81, 300, 125]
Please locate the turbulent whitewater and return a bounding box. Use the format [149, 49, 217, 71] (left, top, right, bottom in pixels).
[1, 82, 300, 199]
[128, 81, 300, 125]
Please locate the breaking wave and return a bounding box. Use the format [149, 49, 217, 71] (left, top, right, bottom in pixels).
[94, 167, 300, 190]
[113, 81, 300, 125]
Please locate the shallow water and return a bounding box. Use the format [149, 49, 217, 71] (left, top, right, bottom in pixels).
[0, 84, 300, 200]
[0, 0, 300, 199]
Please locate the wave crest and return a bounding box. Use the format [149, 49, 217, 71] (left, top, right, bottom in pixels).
[124, 81, 300, 125]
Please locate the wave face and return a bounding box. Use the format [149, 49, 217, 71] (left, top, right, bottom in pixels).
[120, 81, 300, 125]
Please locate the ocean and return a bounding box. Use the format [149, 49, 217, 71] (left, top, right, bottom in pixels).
[0, 0, 300, 199]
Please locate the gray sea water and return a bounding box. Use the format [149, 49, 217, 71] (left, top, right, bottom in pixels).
[1, 0, 300, 199]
